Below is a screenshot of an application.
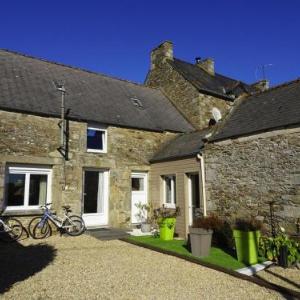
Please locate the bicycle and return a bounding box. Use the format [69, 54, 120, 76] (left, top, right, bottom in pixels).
[0, 215, 24, 242]
[28, 203, 86, 239]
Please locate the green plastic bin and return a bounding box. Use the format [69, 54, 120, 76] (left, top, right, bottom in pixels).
[233, 229, 261, 265]
[159, 217, 176, 241]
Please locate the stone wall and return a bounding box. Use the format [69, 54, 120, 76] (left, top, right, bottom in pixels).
[146, 61, 232, 130]
[0, 110, 176, 228]
[204, 128, 300, 234]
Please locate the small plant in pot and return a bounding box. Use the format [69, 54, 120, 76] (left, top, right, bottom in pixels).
[259, 228, 300, 268]
[135, 202, 153, 233]
[189, 214, 223, 257]
[233, 218, 263, 265]
[154, 206, 180, 241]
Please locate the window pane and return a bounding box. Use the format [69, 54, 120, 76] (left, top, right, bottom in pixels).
[84, 171, 99, 213]
[29, 174, 48, 206]
[7, 174, 25, 206]
[131, 178, 144, 191]
[87, 129, 104, 150]
[165, 177, 172, 203]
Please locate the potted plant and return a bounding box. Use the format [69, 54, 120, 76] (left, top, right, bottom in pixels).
[189, 214, 223, 257]
[135, 202, 153, 233]
[233, 218, 263, 265]
[259, 229, 300, 268]
[154, 206, 180, 241]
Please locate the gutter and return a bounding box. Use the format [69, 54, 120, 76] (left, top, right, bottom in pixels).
[197, 152, 207, 217]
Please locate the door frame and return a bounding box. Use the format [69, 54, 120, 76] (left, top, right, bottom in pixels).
[131, 172, 148, 224]
[82, 168, 110, 227]
[187, 172, 200, 226]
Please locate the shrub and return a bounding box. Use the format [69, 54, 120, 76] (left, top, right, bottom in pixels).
[192, 214, 223, 230]
[234, 218, 263, 232]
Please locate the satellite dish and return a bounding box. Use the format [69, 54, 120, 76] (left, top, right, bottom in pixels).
[212, 107, 222, 122]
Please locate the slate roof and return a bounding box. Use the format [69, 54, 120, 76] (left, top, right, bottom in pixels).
[168, 58, 256, 99]
[150, 129, 209, 163]
[0, 49, 194, 133]
[211, 79, 300, 141]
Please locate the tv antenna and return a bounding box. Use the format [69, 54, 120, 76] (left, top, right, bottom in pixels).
[255, 64, 273, 80]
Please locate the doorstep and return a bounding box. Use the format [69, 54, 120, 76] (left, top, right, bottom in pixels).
[236, 261, 273, 276]
[127, 228, 153, 236]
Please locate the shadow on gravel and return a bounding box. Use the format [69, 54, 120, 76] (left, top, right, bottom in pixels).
[0, 238, 56, 294]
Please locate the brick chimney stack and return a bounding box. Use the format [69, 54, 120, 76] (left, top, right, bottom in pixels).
[195, 57, 215, 76]
[150, 41, 173, 70]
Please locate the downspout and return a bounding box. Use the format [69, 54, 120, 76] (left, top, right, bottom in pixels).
[197, 152, 207, 217]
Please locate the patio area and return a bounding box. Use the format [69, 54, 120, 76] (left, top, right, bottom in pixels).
[0, 235, 290, 299]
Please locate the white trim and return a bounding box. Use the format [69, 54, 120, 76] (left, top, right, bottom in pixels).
[131, 172, 148, 224]
[162, 175, 176, 208]
[82, 169, 109, 227]
[5, 166, 52, 211]
[87, 125, 107, 153]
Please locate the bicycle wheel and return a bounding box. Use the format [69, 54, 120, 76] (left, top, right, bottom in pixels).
[28, 216, 44, 238]
[32, 219, 52, 239]
[63, 215, 86, 236]
[0, 217, 24, 242]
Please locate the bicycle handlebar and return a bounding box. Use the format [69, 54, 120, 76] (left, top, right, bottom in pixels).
[39, 203, 52, 209]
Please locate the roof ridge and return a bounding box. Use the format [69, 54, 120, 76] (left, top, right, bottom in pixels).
[0, 48, 162, 92]
[173, 57, 250, 86]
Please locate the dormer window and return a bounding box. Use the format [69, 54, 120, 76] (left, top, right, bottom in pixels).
[87, 126, 107, 153]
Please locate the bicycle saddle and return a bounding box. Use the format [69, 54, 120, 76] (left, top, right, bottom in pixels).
[62, 205, 72, 212]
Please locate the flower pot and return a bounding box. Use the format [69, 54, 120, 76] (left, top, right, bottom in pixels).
[141, 223, 151, 233]
[278, 245, 288, 268]
[233, 229, 261, 265]
[189, 227, 213, 257]
[159, 217, 176, 241]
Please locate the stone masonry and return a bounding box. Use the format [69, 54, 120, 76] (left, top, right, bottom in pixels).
[204, 128, 300, 233]
[0, 110, 176, 228]
[146, 41, 232, 130]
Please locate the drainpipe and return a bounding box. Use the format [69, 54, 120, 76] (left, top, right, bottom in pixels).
[197, 153, 207, 217]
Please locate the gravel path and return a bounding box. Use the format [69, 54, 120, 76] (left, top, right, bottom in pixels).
[0, 235, 284, 299]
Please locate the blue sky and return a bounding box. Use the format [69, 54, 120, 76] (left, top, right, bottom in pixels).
[1, 1, 299, 86]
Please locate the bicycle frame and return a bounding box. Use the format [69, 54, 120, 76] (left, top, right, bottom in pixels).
[38, 206, 76, 230]
[0, 218, 10, 233]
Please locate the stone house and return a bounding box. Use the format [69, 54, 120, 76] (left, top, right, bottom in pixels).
[0, 49, 193, 229]
[0, 42, 299, 238]
[146, 42, 300, 236]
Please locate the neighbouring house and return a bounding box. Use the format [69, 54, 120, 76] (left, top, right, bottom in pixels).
[204, 79, 300, 233]
[0, 42, 299, 238]
[0, 49, 193, 229]
[147, 41, 299, 237]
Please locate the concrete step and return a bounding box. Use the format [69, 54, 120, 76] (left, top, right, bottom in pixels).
[86, 228, 130, 240]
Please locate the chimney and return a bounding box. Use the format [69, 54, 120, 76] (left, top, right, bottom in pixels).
[252, 79, 270, 92]
[195, 57, 215, 76]
[150, 41, 173, 70]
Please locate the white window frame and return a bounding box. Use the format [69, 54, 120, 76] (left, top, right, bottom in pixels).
[5, 166, 52, 211]
[163, 175, 176, 208]
[86, 125, 107, 153]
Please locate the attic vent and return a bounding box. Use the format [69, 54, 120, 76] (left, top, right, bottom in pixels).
[130, 97, 144, 109]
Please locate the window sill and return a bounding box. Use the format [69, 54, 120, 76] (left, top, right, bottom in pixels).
[163, 203, 176, 209]
[2, 209, 55, 216]
[87, 149, 107, 154]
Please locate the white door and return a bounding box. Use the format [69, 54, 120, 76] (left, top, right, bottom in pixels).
[82, 170, 109, 228]
[188, 173, 200, 226]
[131, 172, 148, 224]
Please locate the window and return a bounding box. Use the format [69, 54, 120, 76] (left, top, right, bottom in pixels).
[163, 175, 176, 208]
[5, 166, 52, 210]
[87, 126, 107, 153]
[131, 177, 144, 191]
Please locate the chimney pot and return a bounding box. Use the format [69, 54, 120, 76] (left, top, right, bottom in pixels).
[195, 58, 215, 76]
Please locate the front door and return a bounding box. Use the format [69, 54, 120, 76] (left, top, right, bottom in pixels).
[82, 170, 109, 228]
[131, 172, 148, 224]
[188, 173, 201, 226]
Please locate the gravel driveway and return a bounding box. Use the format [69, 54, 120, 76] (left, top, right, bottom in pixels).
[0, 235, 284, 299]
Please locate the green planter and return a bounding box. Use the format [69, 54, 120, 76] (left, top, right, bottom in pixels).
[159, 217, 176, 241]
[233, 229, 261, 265]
